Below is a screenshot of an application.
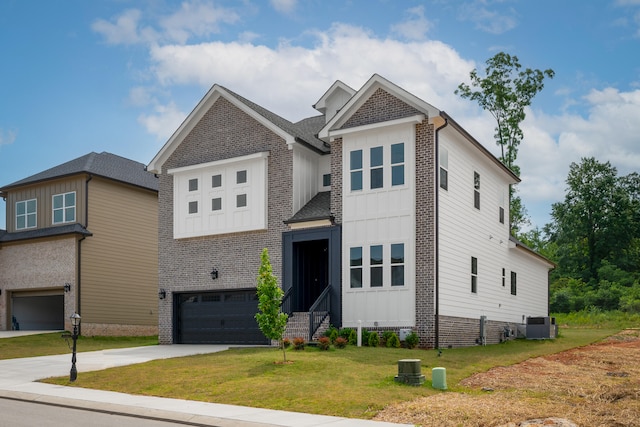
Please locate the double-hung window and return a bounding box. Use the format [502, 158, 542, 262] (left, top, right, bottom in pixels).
[53, 192, 76, 224]
[350, 247, 363, 288]
[439, 148, 448, 190]
[370, 146, 383, 189]
[473, 171, 480, 209]
[471, 256, 478, 293]
[16, 199, 37, 230]
[511, 271, 517, 295]
[350, 150, 363, 191]
[391, 143, 404, 186]
[391, 243, 405, 286]
[370, 245, 383, 287]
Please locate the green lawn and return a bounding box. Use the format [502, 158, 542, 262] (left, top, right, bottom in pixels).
[41, 328, 617, 419]
[0, 333, 157, 360]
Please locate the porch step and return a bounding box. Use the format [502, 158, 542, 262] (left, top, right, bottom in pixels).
[284, 312, 330, 341]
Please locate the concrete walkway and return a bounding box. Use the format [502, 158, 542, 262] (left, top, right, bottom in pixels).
[0, 334, 412, 427]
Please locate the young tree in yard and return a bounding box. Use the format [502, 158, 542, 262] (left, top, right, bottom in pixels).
[255, 248, 289, 363]
[456, 52, 554, 235]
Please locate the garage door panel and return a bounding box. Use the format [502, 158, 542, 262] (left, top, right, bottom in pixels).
[176, 290, 268, 344]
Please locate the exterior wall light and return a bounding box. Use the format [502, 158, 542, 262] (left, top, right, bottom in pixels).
[159, 289, 167, 300]
[64, 283, 71, 292]
[210, 268, 219, 280]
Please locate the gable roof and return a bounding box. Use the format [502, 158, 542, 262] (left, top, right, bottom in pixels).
[285, 191, 332, 224]
[318, 74, 440, 140]
[313, 80, 356, 116]
[0, 152, 158, 192]
[147, 85, 328, 174]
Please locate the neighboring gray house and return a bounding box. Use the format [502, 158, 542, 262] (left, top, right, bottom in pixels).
[147, 75, 554, 348]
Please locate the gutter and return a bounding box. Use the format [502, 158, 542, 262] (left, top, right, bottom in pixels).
[433, 113, 449, 350]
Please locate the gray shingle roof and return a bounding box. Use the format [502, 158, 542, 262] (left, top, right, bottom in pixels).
[1, 152, 158, 191]
[222, 87, 329, 154]
[285, 191, 332, 223]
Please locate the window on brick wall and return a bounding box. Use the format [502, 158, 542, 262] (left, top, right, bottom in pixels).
[471, 256, 478, 293]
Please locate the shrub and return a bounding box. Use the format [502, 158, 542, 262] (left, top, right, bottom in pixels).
[339, 328, 353, 340]
[404, 331, 419, 349]
[348, 329, 358, 345]
[282, 337, 291, 349]
[367, 331, 380, 347]
[318, 336, 331, 350]
[360, 329, 370, 346]
[328, 328, 339, 343]
[386, 332, 401, 348]
[381, 330, 395, 346]
[334, 337, 348, 349]
[323, 325, 338, 340]
[292, 337, 305, 350]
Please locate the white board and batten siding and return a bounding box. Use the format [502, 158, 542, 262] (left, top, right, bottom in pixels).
[292, 145, 330, 215]
[437, 126, 550, 323]
[341, 124, 416, 328]
[170, 152, 268, 239]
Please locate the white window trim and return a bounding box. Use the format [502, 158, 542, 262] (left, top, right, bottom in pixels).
[16, 198, 37, 230]
[52, 191, 76, 224]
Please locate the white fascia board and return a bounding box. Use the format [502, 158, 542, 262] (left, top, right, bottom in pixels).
[168, 151, 269, 175]
[328, 114, 425, 139]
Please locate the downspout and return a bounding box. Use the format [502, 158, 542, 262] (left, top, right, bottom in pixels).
[433, 114, 449, 350]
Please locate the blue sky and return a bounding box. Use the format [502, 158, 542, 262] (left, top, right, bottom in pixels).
[1, 0, 640, 231]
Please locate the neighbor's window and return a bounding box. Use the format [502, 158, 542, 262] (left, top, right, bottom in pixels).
[439, 148, 448, 190]
[391, 143, 405, 186]
[16, 199, 37, 230]
[350, 150, 363, 191]
[350, 247, 363, 288]
[391, 243, 405, 286]
[370, 245, 383, 287]
[471, 256, 478, 293]
[473, 171, 480, 209]
[511, 271, 517, 295]
[52, 192, 76, 224]
[370, 146, 383, 189]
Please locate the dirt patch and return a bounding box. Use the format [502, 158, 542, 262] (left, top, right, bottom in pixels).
[374, 329, 640, 427]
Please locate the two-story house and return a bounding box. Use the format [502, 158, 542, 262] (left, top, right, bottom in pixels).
[147, 74, 554, 348]
[0, 152, 159, 335]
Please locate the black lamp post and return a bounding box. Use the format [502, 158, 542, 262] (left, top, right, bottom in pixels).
[69, 313, 81, 382]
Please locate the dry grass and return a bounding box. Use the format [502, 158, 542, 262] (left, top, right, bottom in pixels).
[374, 329, 640, 426]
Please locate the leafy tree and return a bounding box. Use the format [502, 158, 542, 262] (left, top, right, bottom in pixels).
[255, 248, 289, 363]
[456, 52, 554, 234]
[548, 158, 633, 282]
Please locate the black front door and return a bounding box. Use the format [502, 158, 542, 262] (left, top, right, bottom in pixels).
[293, 239, 329, 311]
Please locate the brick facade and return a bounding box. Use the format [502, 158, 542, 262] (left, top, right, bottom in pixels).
[342, 88, 422, 129]
[438, 315, 517, 348]
[415, 119, 437, 348]
[330, 137, 343, 225]
[157, 97, 293, 344]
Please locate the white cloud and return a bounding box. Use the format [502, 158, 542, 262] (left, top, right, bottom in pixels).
[458, 1, 518, 35]
[92, 9, 157, 45]
[138, 102, 186, 140]
[0, 128, 17, 146]
[159, 1, 240, 44]
[270, 0, 297, 14]
[391, 6, 432, 41]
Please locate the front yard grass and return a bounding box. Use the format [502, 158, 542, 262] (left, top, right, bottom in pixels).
[0, 333, 157, 360]
[42, 328, 617, 419]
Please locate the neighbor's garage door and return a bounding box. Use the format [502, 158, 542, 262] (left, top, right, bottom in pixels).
[11, 290, 64, 330]
[175, 290, 268, 344]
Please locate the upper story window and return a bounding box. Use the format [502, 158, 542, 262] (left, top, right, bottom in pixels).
[16, 199, 37, 230]
[511, 271, 517, 295]
[52, 192, 76, 224]
[391, 143, 404, 186]
[212, 174, 222, 188]
[502, 268, 506, 287]
[323, 173, 331, 187]
[370, 146, 383, 189]
[473, 171, 480, 209]
[439, 148, 448, 191]
[471, 256, 478, 293]
[237, 170, 247, 184]
[350, 150, 363, 191]
[390, 243, 405, 286]
[188, 178, 198, 191]
[370, 245, 383, 287]
[350, 247, 363, 288]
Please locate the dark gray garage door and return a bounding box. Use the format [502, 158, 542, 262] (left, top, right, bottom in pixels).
[175, 290, 268, 344]
[12, 292, 64, 330]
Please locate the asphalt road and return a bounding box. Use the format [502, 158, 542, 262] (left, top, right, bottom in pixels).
[0, 397, 206, 427]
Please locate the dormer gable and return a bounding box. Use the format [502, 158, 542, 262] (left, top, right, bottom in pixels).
[313, 80, 356, 123]
[318, 74, 440, 142]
